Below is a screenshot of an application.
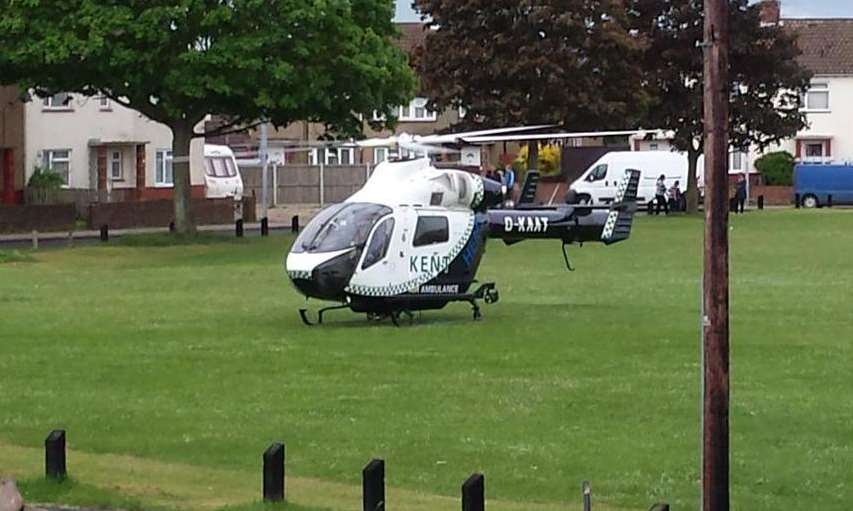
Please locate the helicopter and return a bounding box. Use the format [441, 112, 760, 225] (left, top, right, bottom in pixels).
[284, 130, 642, 325]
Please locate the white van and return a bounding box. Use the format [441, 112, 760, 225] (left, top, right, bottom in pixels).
[204, 144, 244, 200]
[569, 151, 704, 207]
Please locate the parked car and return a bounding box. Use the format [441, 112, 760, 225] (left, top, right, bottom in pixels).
[204, 144, 244, 200]
[795, 164, 853, 208]
[568, 151, 704, 208]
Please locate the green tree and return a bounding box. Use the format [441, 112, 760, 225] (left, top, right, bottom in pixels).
[754, 151, 794, 186]
[630, 0, 811, 213]
[413, 0, 650, 170]
[0, 0, 414, 234]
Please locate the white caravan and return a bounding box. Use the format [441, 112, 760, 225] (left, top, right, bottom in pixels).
[569, 151, 704, 207]
[203, 144, 244, 200]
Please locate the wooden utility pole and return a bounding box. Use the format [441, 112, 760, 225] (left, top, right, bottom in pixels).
[702, 0, 730, 510]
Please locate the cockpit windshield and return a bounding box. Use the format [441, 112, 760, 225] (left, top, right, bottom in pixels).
[291, 203, 392, 253]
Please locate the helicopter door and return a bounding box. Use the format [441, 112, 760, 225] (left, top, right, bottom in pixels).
[408, 209, 476, 291]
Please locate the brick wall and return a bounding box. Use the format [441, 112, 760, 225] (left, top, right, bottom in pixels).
[89, 198, 243, 229]
[751, 185, 793, 205]
[0, 204, 76, 234]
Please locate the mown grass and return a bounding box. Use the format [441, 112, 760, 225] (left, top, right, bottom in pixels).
[0, 249, 35, 264]
[1, 210, 851, 511]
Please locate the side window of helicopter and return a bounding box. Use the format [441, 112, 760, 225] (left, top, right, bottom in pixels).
[585, 164, 608, 182]
[361, 217, 395, 269]
[413, 216, 449, 247]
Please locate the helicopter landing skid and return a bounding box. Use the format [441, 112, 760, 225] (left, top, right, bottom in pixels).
[299, 303, 351, 326]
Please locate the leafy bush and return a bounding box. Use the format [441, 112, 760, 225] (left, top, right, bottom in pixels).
[27, 165, 65, 189]
[755, 151, 795, 186]
[513, 144, 562, 176]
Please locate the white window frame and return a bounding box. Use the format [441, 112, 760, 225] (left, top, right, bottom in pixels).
[43, 149, 71, 187]
[374, 147, 389, 164]
[399, 97, 437, 122]
[155, 149, 174, 187]
[323, 147, 355, 166]
[802, 83, 830, 112]
[109, 150, 123, 181]
[98, 95, 111, 110]
[729, 150, 746, 172]
[42, 93, 73, 111]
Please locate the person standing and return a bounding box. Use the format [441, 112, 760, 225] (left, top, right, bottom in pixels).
[502, 164, 516, 200]
[735, 173, 747, 214]
[655, 174, 669, 215]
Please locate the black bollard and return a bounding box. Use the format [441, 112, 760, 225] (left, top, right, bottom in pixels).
[461, 473, 484, 511]
[582, 480, 591, 511]
[99, 225, 109, 242]
[263, 442, 285, 501]
[363, 459, 385, 511]
[758, 195, 765, 210]
[795, 193, 801, 208]
[261, 217, 269, 237]
[828, 194, 833, 208]
[236, 219, 244, 238]
[291, 215, 300, 234]
[45, 429, 67, 480]
[169, 221, 175, 233]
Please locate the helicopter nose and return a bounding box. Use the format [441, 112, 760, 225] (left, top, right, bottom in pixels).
[287, 249, 360, 301]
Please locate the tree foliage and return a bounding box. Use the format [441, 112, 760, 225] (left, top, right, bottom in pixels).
[630, 0, 811, 212]
[754, 151, 794, 186]
[0, 0, 415, 232]
[413, 0, 651, 168]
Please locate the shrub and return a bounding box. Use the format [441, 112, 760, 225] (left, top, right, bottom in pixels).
[27, 165, 65, 189]
[513, 144, 562, 176]
[755, 151, 795, 186]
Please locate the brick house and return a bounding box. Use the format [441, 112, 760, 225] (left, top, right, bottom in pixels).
[632, 1, 853, 176]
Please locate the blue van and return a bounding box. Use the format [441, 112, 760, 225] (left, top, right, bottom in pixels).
[794, 164, 853, 208]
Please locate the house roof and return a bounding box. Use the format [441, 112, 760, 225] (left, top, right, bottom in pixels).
[395, 22, 427, 55]
[785, 19, 853, 75]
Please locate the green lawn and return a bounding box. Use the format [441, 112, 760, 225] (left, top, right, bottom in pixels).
[1, 210, 851, 511]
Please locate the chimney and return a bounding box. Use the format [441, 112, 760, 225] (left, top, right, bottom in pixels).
[759, 0, 781, 25]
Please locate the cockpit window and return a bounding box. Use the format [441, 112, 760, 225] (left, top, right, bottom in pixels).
[585, 164, 608, 182]
[361, 217, 395, 269]
[291, 203, 392, 253]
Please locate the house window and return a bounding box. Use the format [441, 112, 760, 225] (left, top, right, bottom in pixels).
[730, 150, 746, 172]
[315, 148, 355, 166]
[110, 150, 123, 180]
[98, 95, 111, 110]
[43, 149, 71, 187]
[42, 93, 73, 110]
[804, 142, 827, 163]
[650, 143, 659, 151]
[156, 149, 173, 186]
[399, 97, 437, 122]
[374, 147, 389, 164]
[802, 83, 829, 111]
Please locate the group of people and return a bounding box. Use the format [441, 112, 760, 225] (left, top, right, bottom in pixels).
[484, 164, 517, 196]
[653, 173, 749, 215]
[654, 174, 685, 215]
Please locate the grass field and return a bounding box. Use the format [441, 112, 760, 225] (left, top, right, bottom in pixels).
[1, 210, 851, 511]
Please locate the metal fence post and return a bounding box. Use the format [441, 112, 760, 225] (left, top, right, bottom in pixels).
[319, 160, 325, 206]
[461, 473, 484, 511]
[582, 480, 591, 511]
[262, 442, 285, 502]
[45, 429, 67, 480]
[272, 163, 278, 207]
[363, 459, 385, 511]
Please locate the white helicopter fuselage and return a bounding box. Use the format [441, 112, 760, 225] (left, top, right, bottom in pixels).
[285, 159, 491, 304]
